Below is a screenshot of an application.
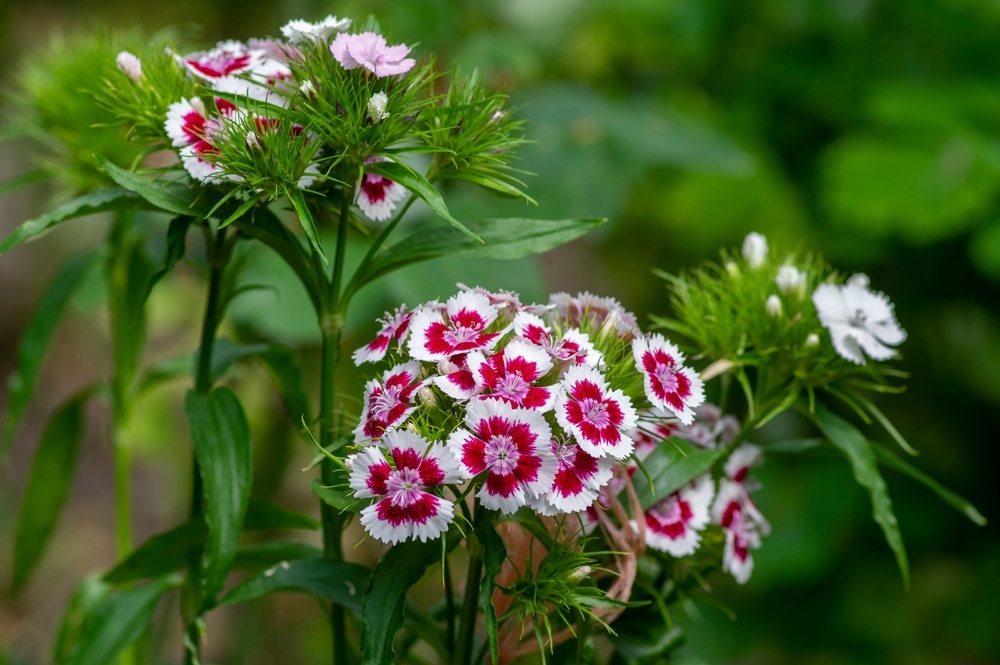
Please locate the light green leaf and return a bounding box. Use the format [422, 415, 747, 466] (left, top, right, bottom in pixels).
[52, 575, 112, 664]
[285, 186, 328, 265]
[812, 403, 909, 587]
[632, 437, 726, 510]
[99, 158, 211, 218]
[0, 169, 47, 197]
[220, 559, 371, 609]
[11, 390, 91, 594]
[64, 575, 181, 665]
[438, 169, 537, 204]
[185, 387, 253, 608]
[311, 479, 355, 512]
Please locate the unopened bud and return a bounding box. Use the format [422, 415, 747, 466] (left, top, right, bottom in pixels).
[568, 565, 592, 583]
[775, 265, 806, 298]
[805, 333, 820, 348]
[438, 359, 460, 375]
[726, 261, 739, 277]
[367, 91, 389, 123]
[417, 386, 436, 407]
[245, 130, 261, 150]
[299, 80, 316, 98]
[742, 232, 768, 268]
[766, 294, 782, 318]
[116, 51, 143, 83]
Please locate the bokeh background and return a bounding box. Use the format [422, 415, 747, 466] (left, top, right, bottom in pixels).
[1, 1, 998, 663]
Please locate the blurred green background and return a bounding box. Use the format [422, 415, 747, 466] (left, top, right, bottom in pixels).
[0, 1, 998, 663]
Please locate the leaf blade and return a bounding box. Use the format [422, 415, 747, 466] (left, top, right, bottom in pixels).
[220, 559, 371, 609]
[632, 437, 726, 509]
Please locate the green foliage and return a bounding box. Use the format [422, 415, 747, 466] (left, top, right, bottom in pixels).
[221, 559, 371, 609]
[632, 438, 726, 510]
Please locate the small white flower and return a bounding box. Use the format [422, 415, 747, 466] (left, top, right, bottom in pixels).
[812, 274, 906, 365]
[116, 51, 143, 83]
[280, 16, 352, 44]
[742, 232, 768, 268]
[367, 91, 389, 123]
[765, 294, 782, 318]
[300, 80, 316, 97]
[775, 265, 806, 298]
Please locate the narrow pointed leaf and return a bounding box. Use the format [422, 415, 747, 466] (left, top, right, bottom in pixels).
[285, 186, 328, 265]
[99, 158, 211, 217]
[221, 559, 371, 608]
[11, 390, 90, 594]
[633, 437, 726, 509]
[5, 251, 101, 441]
[0, 188, 143, 255]
[475, 511, 505, 665]
[64, 575, 181, 665]
[365, 159, 481, 241]
[311, 479, 356, 512]
[133, 216, 192, 324]
[232, 542, 323, 571]
[438, 169, 537, 204]
[53, 575, 112, 664]
[812, 403, 909, 587]
[185, 387, 252, 608]
[0, 169, 47, 196]
[219, 195, 262, 229]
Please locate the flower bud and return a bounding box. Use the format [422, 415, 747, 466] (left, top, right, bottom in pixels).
[742, 232, 768, 268]
[116, 51, 143, 83]
[245, 130, 261, 150]
[568, 565, 592, 583]
[299, 80, 316, 98]
[805, 333, 820, 348]
[367, 91, 389, 123]
[417, 386, 437, 407]
[766, 294, 782, 318]
[726, 261, 739, 277]
[775, 265, 806, 298]
[437, 359, 460, 375]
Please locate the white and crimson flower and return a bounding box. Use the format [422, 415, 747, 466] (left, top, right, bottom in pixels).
[348, 430, 461, 544]
[353, 361, 424, 444]
[512, 312, 601, 367]
[352, 305, 413, 365]
[543, 437, 614, 513]
[280, 16, 352, 44]
[433, 355, 478, 401]
[164, 97, 239, 184]
[458, 284, 550, 316]
[356, 157, 408, 222]
[408, 291, 505, 362]
[724, 443, 764, 484]
[712, 480, 768, 584]
[549, 291, 639, 338]
[632, 333, 704, 425]
[331, 31, 416, 78]
[555, 365, 637, 460]
[812, 274, 906, 365]
[183, 40, 257, 80]
[466, 339, 554, 410]
[642, 474, 715, 557]
[447, 400, 556, 514]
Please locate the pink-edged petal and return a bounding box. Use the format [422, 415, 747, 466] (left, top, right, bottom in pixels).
[346, 447, 391, 499]
[554, 365, 637, 459]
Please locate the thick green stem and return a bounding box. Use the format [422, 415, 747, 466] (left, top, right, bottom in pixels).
[452, 545, 483, 665]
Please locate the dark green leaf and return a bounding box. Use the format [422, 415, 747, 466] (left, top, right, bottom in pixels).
[285, 186, 328, 265]
[633, 437, 726, 510]
[0, 189, 143, 255]
[311, 479, 355, 512]
[614, 623, 684, 662]
[475, 511, 506, 665]
[200, 340, 311, 423]
[134, 216, 191, 323]
[232, 542, 323, 571]
[52, 575, 111, 664]
[365, 159, 482, 241]
[5, 251, 101, 441]
[11, 391, 90, 594]
[438, 169, 537, 204]
[185, 387, 253, 608]
[873, 443, 986, 526]
[219, 195, 262, 229]
[812, 403, 909, 587]
[64, 575, 181, 665]
[763, 437, 825, 453]
[349, 217, 604, 295]
[244, 499, 320, 531]
[220, 559, 371, 609]
[99, 158, 211, 218]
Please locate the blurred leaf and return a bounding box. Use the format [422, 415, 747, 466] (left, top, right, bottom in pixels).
[108, 223, 155, 403]
[4, 250, 101, 441]
[312, 479, 355, 512]
[970, 219, 1000, 282]
[185, 387, 252, 608]
[366, 158, 482, 242]
[244, 499, 319, 530]
[0, 169, 47, 196]
[614, 622, 684, 662]
[232, 542, 323, 571]
[475, 510, 505, 665]
[873, 443, 986, 526]
[812, 403, 909, 588]
[438, 169, 537, 204]
[64, 575, 180, 665]
[52, 575, 112, 664]
[11, 390, 90, 594]
[633, 438, 725, 509]
[0, 188, 143, 255]
[220, 559, 371, 609]
[134, 215, 191, 323]
[99, 158, 211, 218]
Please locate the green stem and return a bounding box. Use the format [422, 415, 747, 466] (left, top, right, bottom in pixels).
[452, 545, 483, 665]
[342, 194, 417, 303]
[444, 556, 456, 655]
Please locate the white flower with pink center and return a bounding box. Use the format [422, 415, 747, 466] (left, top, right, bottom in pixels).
[724, 443, 763, 483]
[632, 333, 704, 425]
[712, 480, 770, 584]
[183, 40, 258, 80]
[549, 291, 639, 338]
[512, 312, 601, 367]
[356, 157, 408, 221]
[642, 474, 714, 556]
[348, 430, 461, 544]
[447, 400, 556, 514]
[352, 305, 413, 365]
[554, 365, 637, 460]
[408, 291, 505, 363]
[164, 97, 240, 184]
[466, 340, 554, 411]
[432, 356, 478, 401]
[353, 361, 424, 444]
[331, 32, 416, 78]
[543, 437, 614, 513]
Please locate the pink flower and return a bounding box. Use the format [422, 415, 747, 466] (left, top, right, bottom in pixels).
[512, 312, 601, 367]
[554, 365, 637, 460]
[447, 400, 555, 514]
[632, 333, 704, 425]
[330, 32, 415, 78]
[541, 437, 614, 514]
[183, 40, 257, 80]
[353, 361, 424, 444]
[641, 474, 714, 556]
[164, 97, 240, 184]
[348, 430, 461, 544]
[356, 157, 407, 222]
[116, 51, 142, 83]
[466, 340, 554, 410]
[711, 480, 770, 584]
[407, 292, 505, 362]
[352, 305, 413, 365]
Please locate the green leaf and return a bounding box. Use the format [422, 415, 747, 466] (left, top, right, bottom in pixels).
[311, 479, 355, 512]
[0, 169, 47, 196]
[4, 251, 101, 441]
[812, 403, 909, 587]
[0, 188, 143, 255]
[365, 159, 482, 242]
[633, 437, 726, 510]
[220, 559, 371, 609]
[11, 390, 90, 594]
[285, 186, 328, 265]
[99, 158, 211, 218]
[185, 387, 253, 608]
[232, 542, 323, 571]
[64, 575, 181, 665]
[438, 169, 537, 204]
[52, 575, 112, 663]
[349, 217, 604, 295]
[475, 511, 506, 665]
[361, 532, 457, 665]
[134, 216, 192, 323]
[219, 195, 263, 229]
[244, 499, 320, 531]
[873, 443, 987, 526]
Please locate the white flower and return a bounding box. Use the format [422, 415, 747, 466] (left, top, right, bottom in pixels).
[765, 294, 782, 318]
[280, 16, 352, 44]
[742, 232, 768, 268]
[368, 92, 389, 123]
[775, 265, 806, 298]
[811, 274, 906, 365]
[116, 51, 143, 83]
